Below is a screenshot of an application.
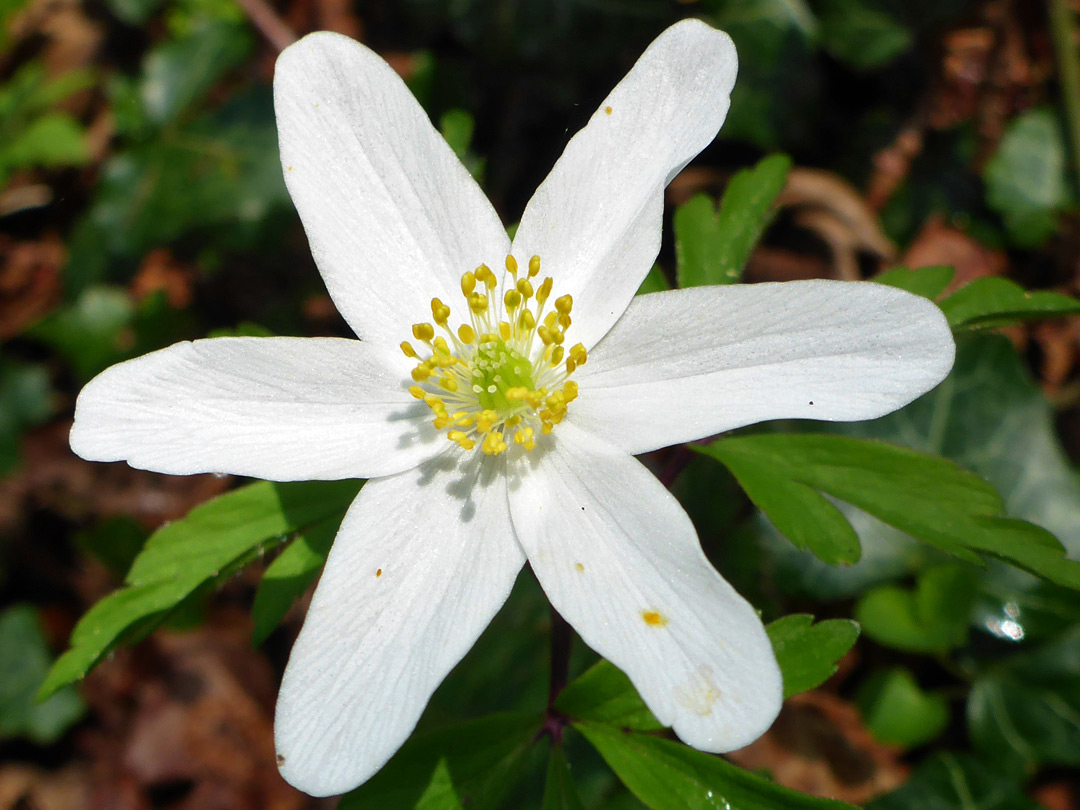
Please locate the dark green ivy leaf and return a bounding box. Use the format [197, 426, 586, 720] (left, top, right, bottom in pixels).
[39, 479, 360, 700]
[856, 668, 949, 749]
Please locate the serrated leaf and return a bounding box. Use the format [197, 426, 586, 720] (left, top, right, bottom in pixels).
[555, 660, 662, 732]
[339, 712, 542, 810]
[576, 722, 858, 810]
[867, 753, 1040, 810]
[39, 479, 360, 700]
[699, 433, 1080, 589]
[674, 154, 790, 287]
[873, 265, 954, 299]
[0, 606, 85, 744]
[855, 563, 978, 653]
[766, 614, 860, 698]
[857, 668, 949, 748]
[939, 276, 1080, 329]
[967, 627, 1080, 766]
[250, 515, 337, 645]
[542, 745, 586, 810]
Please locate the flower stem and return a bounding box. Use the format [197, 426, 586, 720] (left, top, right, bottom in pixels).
[542, 605, 572, 743]
[1050, 0, 1080, 196]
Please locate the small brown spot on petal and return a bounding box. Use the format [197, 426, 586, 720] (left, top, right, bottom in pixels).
[641, 610, 668, 627]
[376, 568, 383, 577]
[604, 106, 613, 115]
[276, 754, 285, 766]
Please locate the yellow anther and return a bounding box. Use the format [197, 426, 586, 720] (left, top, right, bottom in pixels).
[519, 309, 536, 330]
[554, 294, 573, 315]
[563, 380, 578, 402]
[431, 298, 451, 325]
[504, 289, 522, 311]
[481, 431, 508, 456]
[544, 311, 558, 329]
[505, 255, 518, 275]
[411, 364, 433, 382]
[499, 321, 511, 341]
[528, 255, 541, 277]
[458, 324, 476, 344]
[550, 346, 564, 366]
[536, 277, 553, 306]
[469, 293, 489, 314]
[433, 336, 451, 356]
[557, 313, 571, 330]
[433, 415, 452, 429]
[439, 376, 458, 392]
[552, 329, 565, 345]
[412, 322, 435, 342]
[537, 325, 554, 345]
[516, 278, 533, 299]
[475, 264, 497, 289]
[401, 341, 418, 359]
[460, 272, 476, 295]
[476, 410, 499, 433]
[569, 343, 587, 365]
[505, 387, 528, 401]
[409, 385, 426, 399]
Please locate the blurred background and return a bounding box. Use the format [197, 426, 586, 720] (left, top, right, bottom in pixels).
[2, 0, 1079, 808]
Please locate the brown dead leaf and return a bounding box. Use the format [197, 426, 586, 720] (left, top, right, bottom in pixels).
[130, 249, 196, 310]
[0, 233, 63, 339]
[900, 217, 1007, 291]
[0, 763, 89, 810]
[729, 690, 908, 805]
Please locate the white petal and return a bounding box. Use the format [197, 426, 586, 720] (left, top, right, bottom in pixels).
[510, 424, 781, 752]
[70, 337, 440, 480]
[569, 280, 955, 455]
[275, 453, 523, 796]
[510, 20, 736, 350]
[274, 33, 509, 345]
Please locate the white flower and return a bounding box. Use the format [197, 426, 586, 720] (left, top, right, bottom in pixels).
[69, 19, 955, 797]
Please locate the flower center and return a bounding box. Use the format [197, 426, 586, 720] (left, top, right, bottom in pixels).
[401, 254, 586, 456]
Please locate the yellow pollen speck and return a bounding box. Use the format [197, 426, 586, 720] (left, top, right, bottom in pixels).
[641, 610, 668, 627]
[575, 562, 585, 572]
[604, 106, 612, 115]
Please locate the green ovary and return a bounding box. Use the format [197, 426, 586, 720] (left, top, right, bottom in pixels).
[471, 339, 535, 412]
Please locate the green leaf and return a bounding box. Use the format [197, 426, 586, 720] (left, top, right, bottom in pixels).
[139, 21, 253, 127]
[867, 753, 1040, 810]
[39, 479, 360, 700]
[0, 358, 52, 474]
[339, 711, 542, 810]
[414, 759, 465, 810]
[983, 108, 1071, 248]
[857, 668, 949, 748]
[939, 276, 1080, 329]
[816, 0, 912, 69]
[699, 432, 1080, 589]
[1, 112, 88, 172]
[766, 614, 860, 698]
[439, 109, 485, 182]
[855, 563, 978, 653]
[576, 722, 858, 810]
[250, 514, 337, 645]
[26, 286, 134, 380]
[555, 660, 662, 732]
[74, 516, 147, 576]
[542, 745, 586, 810]
[674, 154, 790, 287]
[0, 605, 86, 744]
[968, 627, 1080, 766]
[636, 265, 670, 296]
[873, 265, 955, 300]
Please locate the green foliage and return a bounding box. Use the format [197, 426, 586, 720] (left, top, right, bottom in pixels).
[701, 432, 1080, 589]
[815, 0, 912, 69]
[0, 605, 86, 744]
[0, 61, 93, 184]
[855, 563, 979, 653]
[339, 712, 542, 810]
[0, 358, 52, 474]
[554, 661, 663, 732]
[857, 668, 949, 748]
[576, 722, 858, 810]
[39, 479, 361, 700]
[766, 614, 860, 698]
[983, 108, 1072, 248]
[867, 753, 1041, 810]
[967, 628, 1080, 766]
[674, 154, 790, 288]
[440, 108, 486, 182]
[542, 745, 587, 810]
[250, 515, 337, 645]
[635, 265, 670, 296]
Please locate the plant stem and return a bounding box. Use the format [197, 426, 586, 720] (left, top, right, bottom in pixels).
[1050, 0, 1080, 196]
[542, 606, 572, 743]
[235, 0, 297, 52]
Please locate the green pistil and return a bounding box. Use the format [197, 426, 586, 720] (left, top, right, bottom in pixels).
[472, 339, 534, 412]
